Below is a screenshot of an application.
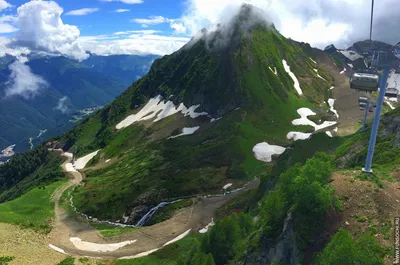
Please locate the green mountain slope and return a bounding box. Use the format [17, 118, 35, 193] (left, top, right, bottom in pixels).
[55, 5, 334, 221]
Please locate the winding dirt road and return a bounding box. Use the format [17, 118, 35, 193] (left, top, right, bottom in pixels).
[47, 150, 259, 259]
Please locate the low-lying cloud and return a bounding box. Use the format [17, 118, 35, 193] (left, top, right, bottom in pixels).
[5, 59, 48, 99]
[55, 96, 69, 113]
[180, 0, 400, 49]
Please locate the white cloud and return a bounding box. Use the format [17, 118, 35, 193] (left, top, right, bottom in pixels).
[65, 8, 100, 16]
[56, 96, 69, 113]
[76, 33, 189, 56]
[115, 9, 130, 13]
[5, 59, 48, 99]
[113, 30, 160, 35]
[171, 23, 186, 34]
[131, 16, 171, 25]
[0, 0, 11, 12]
[0, 15, 17, 33]
[100, 0, 143, 4]
[179, 0, 400, 49]
[14, 0, 88, 60]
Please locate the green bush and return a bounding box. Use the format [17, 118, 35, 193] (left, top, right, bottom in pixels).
[313, 229, 384, 265]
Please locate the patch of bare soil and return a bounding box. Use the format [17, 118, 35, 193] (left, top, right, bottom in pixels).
[313, 51, 375, 136]
[330, 170, 400, 264]
[0, 223, 65, 265]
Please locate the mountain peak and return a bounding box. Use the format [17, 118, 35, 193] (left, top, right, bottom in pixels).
[186, 4, 273, 52]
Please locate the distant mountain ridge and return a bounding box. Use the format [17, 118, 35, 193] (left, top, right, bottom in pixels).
[0, 53, 158, 152]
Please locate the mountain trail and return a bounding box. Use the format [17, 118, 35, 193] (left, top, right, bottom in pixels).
[47, 150, 259, 259]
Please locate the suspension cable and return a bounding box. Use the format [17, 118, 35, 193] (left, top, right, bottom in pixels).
[369, 0, 375, 51]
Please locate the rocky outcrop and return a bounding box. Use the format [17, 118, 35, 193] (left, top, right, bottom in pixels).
[380, 111, 400, 148]
[244, 212, 299, 265]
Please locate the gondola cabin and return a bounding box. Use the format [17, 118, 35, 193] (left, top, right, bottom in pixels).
[385, 88, 398, 98]
[350, 72, 380, 92]
[358, 96, 369, 103]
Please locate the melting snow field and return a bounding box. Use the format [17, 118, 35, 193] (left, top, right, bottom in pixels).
[252, 142, 286, 163]
[163, 229, 191, 246]
[309, 57, 317, 64]
[292, 108, 337, 132]
[69, 237, 137, 252]
[199, 219, 215, 234]
[116, 95, 208, 130]
[65, 163, 77, 173]
[49, 244, 67, 255]
[74, 150, 101, 170]
[269, 66, 278, 75]
[168, 126, 200, 139]
[314, 69, 327, 81]
[223, 183, 233, 190]
[287, 132, 312, 141]
[385, 99, 396, 110]
[282, 59, 303, 95]
[328, 98, 339, 118]
[64, 152, 73, 158]
[210, 117, 222, 123]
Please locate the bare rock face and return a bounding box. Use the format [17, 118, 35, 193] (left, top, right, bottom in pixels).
[381, 114, 400, 148]
[244, 212, 299, 265]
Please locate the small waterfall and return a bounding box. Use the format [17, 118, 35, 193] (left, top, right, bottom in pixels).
[135, 202, 171, 227]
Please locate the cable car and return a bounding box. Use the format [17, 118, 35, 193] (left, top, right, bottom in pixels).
[359, 102, 367, 109]
[358, 96, 369, 103]
[385, 88, 398, 98]
[350, 72, 380, 92]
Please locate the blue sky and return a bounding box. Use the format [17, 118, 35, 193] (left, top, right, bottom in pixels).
[0, 0, 399, 60]
[3, 0, 186, 36]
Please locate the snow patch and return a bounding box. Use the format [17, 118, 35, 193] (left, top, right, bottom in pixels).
[292, 108, 337, 132]
[385, 99, 396, 110]
[168, 126, 200, 139]
[252, 142, 286, 163]
[326, 131, 333, 137]
[327, 98, 339, 118]
[64, 152, 73, 158]
[116, 95, 208, 130]
[339, 50, 363, 61]
[223, 183, 233, 190]
[282, 59, 302, 95]
[74, 150, 100, 170]
[314, 69, 327, 81]
[65, 163, 76, 173]
[119, 248, 160, 260]
[210, 117, 222, 123]
[268, 66, 278, 75]
[69, 237, 137, 252]
[199, 218, 215, 234]
[309, 57, 317, 64]
[163, 229, 191, 246]
[49, 244, 67, 255]
[286, 132, 312, 141]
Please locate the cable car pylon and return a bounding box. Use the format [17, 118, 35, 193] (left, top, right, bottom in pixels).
[362, 66, 390, 173]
